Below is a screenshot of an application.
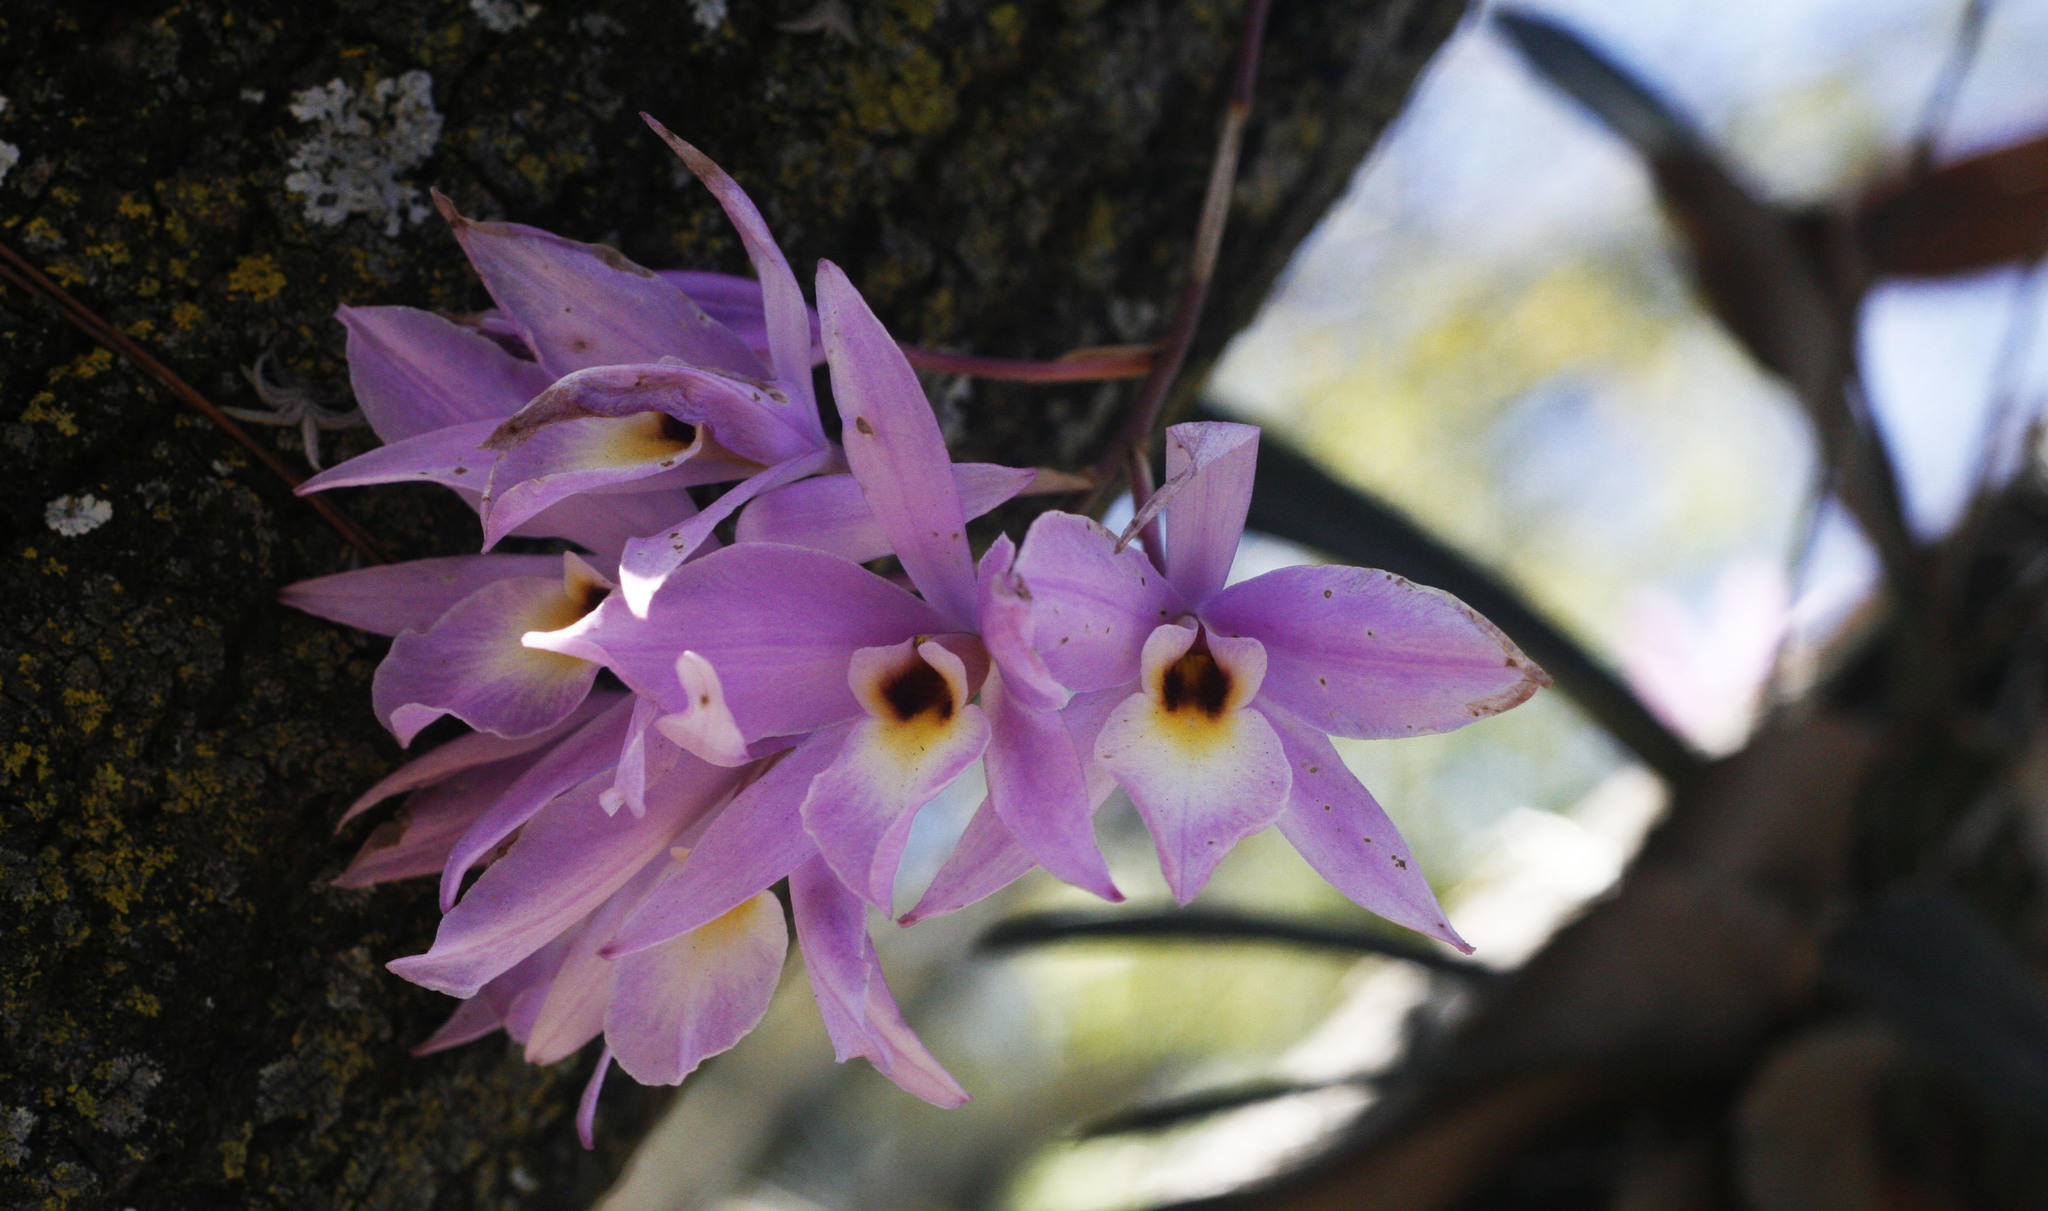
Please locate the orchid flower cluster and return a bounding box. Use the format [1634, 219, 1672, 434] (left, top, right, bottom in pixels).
[283, 116, 1547, 1144]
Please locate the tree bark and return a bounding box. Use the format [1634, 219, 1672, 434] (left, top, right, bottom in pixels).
[0, 2, 1461, 1206]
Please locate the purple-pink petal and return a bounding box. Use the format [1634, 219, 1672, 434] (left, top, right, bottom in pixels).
[1157, 421, 1259, 604]
[337, 693, 621, 826]
[435, 193, 763, 380]
[737, 463, 1038, 564]
[1263, 704, 1471, 952]
[281, 554, 561, 638]
[644, 118, 821, 428]
[339, 305, 555, 443]
[898, 801, 1035, 925]
[615, 447, 840, 616]
[296, 418, 501, 498]
[388, 756, 735, 998]
[659, 271, 823, 369]
[604, 890, 788, 1085]
[1201, 565, 1547, 740]
[371, 570, 605, 745]
[789, 857, 968, 1106]
[605, 727, 846, 957]
[982, 669, 1120, 902]
[486, 361, 818, 465]
[334, 757, 528, 889]
[438, 695, 637, 911]
[1011, 511, 1182, 693]
[817, 259, 979, 627]
[542, 543, 948, 739]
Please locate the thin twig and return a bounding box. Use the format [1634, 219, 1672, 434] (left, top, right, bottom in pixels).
[0, 241, 385, 563]
[902, 343, 1155, 383]
[1906, 0, 1993, 179]
[980, 907, 1492, 980]
[1091, 0, 1274, 561]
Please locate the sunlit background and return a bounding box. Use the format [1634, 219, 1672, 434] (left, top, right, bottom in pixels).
[605, 1, 2048, 1206]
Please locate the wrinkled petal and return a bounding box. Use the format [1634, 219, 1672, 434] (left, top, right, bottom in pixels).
[389, 756, 737, 997]
[1157, 421, 1258, 604]
[976, 532, 1070, 712]
[436, 193, 762, 380]
[615, 447, 840, 616]
[789, 857, 968, 1106]
[606, 728, 846, 956]
[372, 562, 607, 744]
[478, 411, 755, 548]
[645, 118, 821, 429]
[738, 464, 1037, 564]
[516, 489, 698, 567]
[603, 695, 682, 817]
[897, 800, 1034, 924]
[339, 305, 554, 442]
[1012, 511, 1182, 693]
[1093, 624, 1291, 903]
[1263, 704, 1470, 953]
[297, 418, 500, 497]
[281, 554, 560, 638]
[486, 360, 817, 465]
[983, 668, 1120, 901]
[802, 640, 993, 907]
[439, 695, 637, 911]
[537, 543, 948, 739]
[817, 259, 978, 626]
[338, 693, 621, 826]
[1201, 565, 1547, 740]
[604, 889, 786, 1085]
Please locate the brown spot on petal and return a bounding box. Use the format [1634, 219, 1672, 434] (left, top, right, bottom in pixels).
[854, 416, 876, 436]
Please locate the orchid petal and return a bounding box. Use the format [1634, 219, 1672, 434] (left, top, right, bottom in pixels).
[541, 543, 948, 740]
[412, 995, 503, 1056]
[790, 857, 968, 1106]
[616, 447, 840, 616]
[1011, 511, 1181, 693]
[281, 554, 561, 638]
[334, 758, 528, 888]
[737, 464, 1038, 564]
[817, 259, 978, 626]
[654, 652, 753, 767]
[802, 640, 992, 907]
[644, 118, 821, 428]
[976, 532, 1070, 712]
[1201, 565, 1547, 740]
[388, 757, 736, 997]
[372, 565, 607, 745]
[659, 270, 823, 368]
[1157, 422, 1259, 603]
[603, 695, 682, 817]
[339, 305, 554, 442]
[605, 890, 787, 1085]
[897, 801, 1034, 924]
[1093, 624, 1291, 904]
[983, 668, 1120, 901]
[516, 489, 699, 568]
[486, 361, 816, 465]
[606, 728, 846, 956]
[438, 695, 637, 911]
[1263, 704, 1471, 953]
[478, 413, 755, 549]
[576, 1049, 612, 1150]
[296, 418, 500, 497]
[435, 194, 762, 380]
[337, 693, 621, 826]
[387, 789, 661, 998]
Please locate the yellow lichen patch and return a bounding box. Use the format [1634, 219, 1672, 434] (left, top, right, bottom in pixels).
[225, 253, 286, 301]
[170, 300, 202, 330]
[61, 687, 110, 735]
[117, 193, 153, 220]
[51, 348, 115, 380]
[21, 393, 79, 437]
